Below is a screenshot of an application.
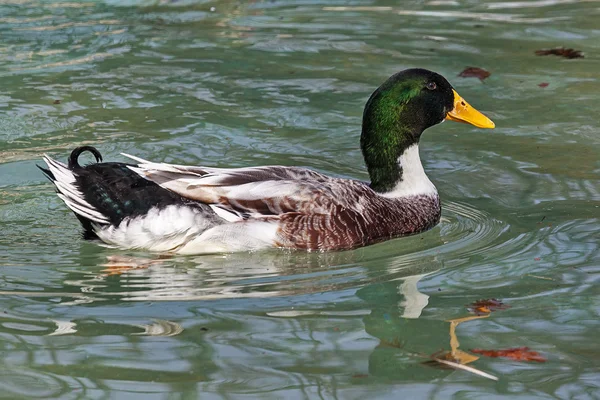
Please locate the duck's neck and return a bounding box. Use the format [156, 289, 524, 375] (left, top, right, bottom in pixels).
[379, 143, 437, 198]
[361, 126, 437, 197]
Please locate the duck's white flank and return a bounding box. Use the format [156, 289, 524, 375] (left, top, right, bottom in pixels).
[175, 220, 280, 255]
[381, 144, 437, 198]
[93, 205, 214, 252]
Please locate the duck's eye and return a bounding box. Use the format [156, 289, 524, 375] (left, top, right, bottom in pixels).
[426, 82, 437, 90]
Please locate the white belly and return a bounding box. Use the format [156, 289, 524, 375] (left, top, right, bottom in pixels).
[94, 205, 280, 254]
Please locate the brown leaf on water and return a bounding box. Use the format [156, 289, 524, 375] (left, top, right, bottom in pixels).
[535, 47, 584, 59]
[458, 67, 491, 81]
[467, 298, 510, 315]
[471, 347, 546, 362]
[53, 99, 61, 104]
[538, 82, 549, 88]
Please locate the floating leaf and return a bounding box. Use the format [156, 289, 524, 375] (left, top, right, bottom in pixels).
[535, 47, 583, 59]
[538, 82, 549, 88]
[458, 67, 491, 81]
[467, 298, 510, 315]
[471, 347, 546, 362]
[53, 99, 61, 104]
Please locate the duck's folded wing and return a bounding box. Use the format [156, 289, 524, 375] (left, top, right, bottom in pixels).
[123, 154, 345, 219]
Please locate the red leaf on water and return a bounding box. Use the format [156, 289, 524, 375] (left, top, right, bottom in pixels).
[467, 298, 510, 315]
[471, 347, 546, 362]
[458, 67, 491, 81]
[538, 82, 549, 88]
[535, 47, 584, 59]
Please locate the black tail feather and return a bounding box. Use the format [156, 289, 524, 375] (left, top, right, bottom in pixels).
[38, 161, 99, 239]
[37, 164, 55, 181]
[75, 215, 100, 240]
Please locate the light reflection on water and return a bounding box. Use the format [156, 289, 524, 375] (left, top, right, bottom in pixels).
[0, 0, 599, 398]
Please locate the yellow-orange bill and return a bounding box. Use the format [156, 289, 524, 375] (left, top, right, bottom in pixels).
[445, 89, 495, 129]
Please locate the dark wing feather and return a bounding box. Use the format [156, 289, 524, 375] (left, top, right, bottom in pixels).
[73, 162, 192, 225]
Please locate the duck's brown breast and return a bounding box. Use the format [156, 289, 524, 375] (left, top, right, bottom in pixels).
[276, 192, 441, 251]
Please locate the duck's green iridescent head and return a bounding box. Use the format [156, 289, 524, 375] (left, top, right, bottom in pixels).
[361, 68, 494, 192]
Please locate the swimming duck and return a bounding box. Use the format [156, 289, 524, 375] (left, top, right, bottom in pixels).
[40, 68, 494, 254]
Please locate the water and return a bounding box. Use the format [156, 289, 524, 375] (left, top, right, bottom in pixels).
[0, 0, 599, 398]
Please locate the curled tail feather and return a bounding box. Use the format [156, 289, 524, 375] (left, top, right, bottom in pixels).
[68, 146, 103, 169]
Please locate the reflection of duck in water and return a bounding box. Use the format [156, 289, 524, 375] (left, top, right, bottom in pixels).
[87, 239, 446, 302]
[357, 278, 447, 380]
[357, 273, 493, 381]
[40, 69, 494, 254]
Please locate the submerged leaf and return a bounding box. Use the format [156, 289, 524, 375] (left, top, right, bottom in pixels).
[467, 298, 510, 315]
[535, 47, 584, 59]
[429, 357, 499, 381]
[421, 351, 460, 369]
[423, 351, 497, 380]
[471, 347, 546, 362]
[458, 67, 491, 81]
[424, 350, 479, 367]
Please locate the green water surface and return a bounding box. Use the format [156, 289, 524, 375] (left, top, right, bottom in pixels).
[0, 0, 599, 398]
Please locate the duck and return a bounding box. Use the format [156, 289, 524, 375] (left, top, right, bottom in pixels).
[40, 68, 494, 254]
